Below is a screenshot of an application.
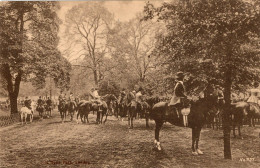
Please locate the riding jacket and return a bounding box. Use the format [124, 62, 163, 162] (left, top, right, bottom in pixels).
[169, 81, 186, 106]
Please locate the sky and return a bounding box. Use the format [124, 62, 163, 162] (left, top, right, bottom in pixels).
[57, 1, 166, 22]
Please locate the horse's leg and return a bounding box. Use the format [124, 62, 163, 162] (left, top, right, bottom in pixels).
[21, 114, 23, 125]
[146, 111, 150, 128]
[128, 108, 131, 128]
[87, 113, 89, 123]
[191, 127, 196, 153]
[238, 124, 242, 139]
[25, 113, 27, 124]
[100, 112, 103, 124]
[104, 112, 108, 123]
[233, 122, 236, 138]
[252, 116, 255, 127]
[154, 120, 163, 151]
[196, 127, 203, 155]
[96, 111, 100, 124]
[70, 111, 73, 121]
[130, 107, 134, 129]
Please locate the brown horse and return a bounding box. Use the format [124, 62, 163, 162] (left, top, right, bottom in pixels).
[126, 92, 137, 129]
[77, 100, 91, 124]
[246, 103, 260, 127]
[102, 94, 117, 116]
[230, 102, 248, 138]
[150, 97, 214, 155]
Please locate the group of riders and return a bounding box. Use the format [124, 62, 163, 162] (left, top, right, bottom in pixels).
[20, 71, 260, 121]
[22, 96, 53, 116]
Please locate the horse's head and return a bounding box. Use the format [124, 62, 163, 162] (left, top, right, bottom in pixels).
[189, 97, 214, 125]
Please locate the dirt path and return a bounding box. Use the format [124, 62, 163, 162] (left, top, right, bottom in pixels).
[0, 110, 259, 168]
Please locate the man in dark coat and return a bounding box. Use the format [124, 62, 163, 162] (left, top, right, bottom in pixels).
[24, 97, 32, 110]
[46, 97, 52, 107]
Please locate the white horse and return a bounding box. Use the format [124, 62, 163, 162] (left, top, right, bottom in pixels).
[31, 101, 36, 114]
[20, 107, 33, 125]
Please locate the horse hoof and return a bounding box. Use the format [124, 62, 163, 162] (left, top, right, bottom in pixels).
[192, 151, 198, 155]
[196, 149, 204, 155]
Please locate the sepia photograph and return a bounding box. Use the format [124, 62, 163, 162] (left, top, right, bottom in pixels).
[0, 0, 259, 167]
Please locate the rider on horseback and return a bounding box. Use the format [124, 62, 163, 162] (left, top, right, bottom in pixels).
[24, 96, 32, 110]
[46, 97, 52, 108]
[37, 96, 44, 110]
[168, 72, 187, 118]
[119, 88, 126, 104]
[90, 87, 102, 104]
[69, 92, 77, 107]
[136, 87, 144, 111]
[58, 91, 66, 111]
[247, 82, 260, 109]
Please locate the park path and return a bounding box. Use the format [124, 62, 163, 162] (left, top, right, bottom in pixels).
[0, 110, 259, 168]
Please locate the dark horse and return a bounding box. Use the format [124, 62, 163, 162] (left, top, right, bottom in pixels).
[58, 100, 67, 123]
[230, 101, 248, 138]
[150, 97, 214, 155]
[245, 103, 260, 127]
[36, 104, 45, 119]
[102, 94, 118, 116]
[126, 92, 136, 129]
[67, 101, 77, 121]
[91, 100, 108, 124]
[117, 95, 128, 120]
[77, 100, 91, 124]
[45, 104, 52, 118]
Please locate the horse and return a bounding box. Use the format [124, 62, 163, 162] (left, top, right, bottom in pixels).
[99, 100, 109, 124]
[58, 100, 67, 123]
[211, 98, 225, 130]
[126, 92, 137, 129]
[230, 101, 248, 138]
[31, 101, 37, 115]
[36, 104, 45, 119]
[145, 96, 161, 128]
[45, 103, 52, 118]
[102, 94, 118, 116]
[117, 95, 128, 120]
[245, 103, 260, 127]
[67, 101, 77, 121]
[77, 100, 91, 124]
[20, 107, 33, 124]
[150, 96, 214, 155]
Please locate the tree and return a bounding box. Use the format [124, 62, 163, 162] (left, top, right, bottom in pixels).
[0, 1, 71, 114]
[63, 2, 114, 87]
[108, 13, 163, 83]
[144, 0, 260, 159]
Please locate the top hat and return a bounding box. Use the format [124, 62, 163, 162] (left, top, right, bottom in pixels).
[175, 72, 185, 80]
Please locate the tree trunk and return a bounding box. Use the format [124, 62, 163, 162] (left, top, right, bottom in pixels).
[223, 65, 232, 159]
[93, 69, 98, 86]
[9, 93, 18, 114]
[3, 64, 22, 114]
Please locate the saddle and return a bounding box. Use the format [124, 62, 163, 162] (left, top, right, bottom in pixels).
[166, 98, 191, 127]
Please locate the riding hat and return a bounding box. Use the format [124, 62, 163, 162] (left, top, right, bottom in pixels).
[175, 72, 185, 80]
